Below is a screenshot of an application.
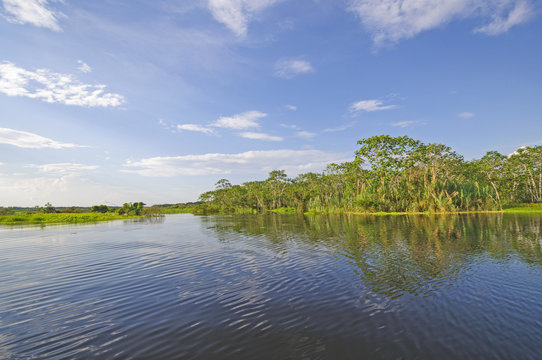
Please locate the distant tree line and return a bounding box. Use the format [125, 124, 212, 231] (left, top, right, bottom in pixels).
[0, 202, 154, 216]
[197, 135, 542, 214]
[89, 202, 151, 215]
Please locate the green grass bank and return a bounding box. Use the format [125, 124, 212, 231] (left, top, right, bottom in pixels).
[0, 212, 140, 225]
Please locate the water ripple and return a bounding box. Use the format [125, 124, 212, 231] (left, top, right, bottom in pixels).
[1, 214, 542, 359]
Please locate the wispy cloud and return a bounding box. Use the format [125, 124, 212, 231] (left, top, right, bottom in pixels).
[349, 0, 534, 46]
[212, 110, 266, 129]
[350, 99, 396, 113]
[458, 112, 475, 119]
[296, 131, 316, 138]
[474, 1, 533, 35]
[280, 123, 300, 130]
[27, 163, 99, 175]
[0, 128, 85, 149]
[177, 123, 215, 135]
[275, 59, 314, 79]
[279, 124, 316, 138]
[391, 120, 419, 128]
[0, 62, 125, 107]
[207, 0, 283, 38]
[285, 104, 297, 111]
[2, 0, 63, 31]
[322, 122, 356, 133]
[239, 132, 283, 141]
[77, 60, 92, 73]
[123, 149, 350, 177]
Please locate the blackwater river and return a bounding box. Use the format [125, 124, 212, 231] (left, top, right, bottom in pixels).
[1, 213, 542, 359]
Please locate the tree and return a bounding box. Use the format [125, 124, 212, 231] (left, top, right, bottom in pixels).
[117, 202, 146, 215]
[356, 135, 421, 178]
[474, 151, 506, 208]
[266, 170, 289, 209]
[508, 146, 542, 203]
[193, 136, 542, 214]
[43, 202, 56, 213]
[91, 205, 110, 213]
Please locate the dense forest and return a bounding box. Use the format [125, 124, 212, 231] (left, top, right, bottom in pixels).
[195, 135, 542, 214]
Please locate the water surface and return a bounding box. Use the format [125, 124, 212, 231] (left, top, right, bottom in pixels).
[1, 214, 542, 359]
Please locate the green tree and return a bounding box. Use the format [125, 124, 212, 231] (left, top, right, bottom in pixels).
[91, 205, 110, 213]
[43, 202, 56, 213]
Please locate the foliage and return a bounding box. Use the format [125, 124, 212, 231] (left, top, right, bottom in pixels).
[0, 207, 15, 216]
[0, 212, 139, 225]
[43, 202, 56, 214]
[60, 207, 89, 213]
[91, 204, 110, 213]
[155, 202, 202, 214]
[0, 200, 165, 225]
[195, 136, 542, 214]
[117, 202, 146, 216]
[142, 206, 165, 217]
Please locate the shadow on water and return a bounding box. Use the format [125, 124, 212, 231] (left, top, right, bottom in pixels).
[201, 213, 542, 298]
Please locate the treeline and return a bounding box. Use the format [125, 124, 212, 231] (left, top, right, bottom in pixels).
[0, 202, 163, 217]
[155, 202, 203, 214]
[197, 135, 542, 214]
[92, 202, 164, 216]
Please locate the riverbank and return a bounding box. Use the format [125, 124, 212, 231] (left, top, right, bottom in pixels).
[163, 203, 542, 216]
[317, 204, 542, 216]
[6, 204, 539, 225]
[502, 204, 542, 213]
[0, 212, 141, 225]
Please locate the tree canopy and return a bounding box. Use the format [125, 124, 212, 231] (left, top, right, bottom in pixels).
[196, 136, 542, 214]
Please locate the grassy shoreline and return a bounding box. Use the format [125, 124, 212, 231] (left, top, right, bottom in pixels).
[165, 204, 542, 216]
[2, 205, 540, 226]
[311, 204, 542, 216]
[0, 212, 141, 225]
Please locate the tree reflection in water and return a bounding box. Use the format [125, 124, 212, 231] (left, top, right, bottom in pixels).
[201, 213, 542, 298]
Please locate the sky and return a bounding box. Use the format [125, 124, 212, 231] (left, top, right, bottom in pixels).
[0, 0, 541, 207]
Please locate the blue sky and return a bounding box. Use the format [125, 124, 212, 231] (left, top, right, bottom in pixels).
[0, 0, 541, 206]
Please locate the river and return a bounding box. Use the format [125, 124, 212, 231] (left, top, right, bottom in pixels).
[1, 213, 541, 359]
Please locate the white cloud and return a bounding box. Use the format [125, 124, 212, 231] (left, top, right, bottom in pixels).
[212, 110, 266, 129]
[0, 62, 125, 107]
[285, 104, 297, 111]
[350, 99, 396, 113]
[296, 131, 316, 138]
[349, 0, 534, 46]
[0, 128, 85, 149]
[323, 122, 357, 133]
[474, 0, 533, 35]
[27, 163, 99, 174]
[177, 123, 215, 134]
[275, 59, 314, 79]
[123, 149, 350, 177]
[280, 125, 316, 138]
[2, 0, 62, 31]
[458, 112, 475, 118]
[239, 132, 283, 141]
[0, 173, 154, 207]
[208, 0, 282, 37]
[280, 123, 299, 130]
[391, 120, 419, 128]
[77, 60, 92, 73]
